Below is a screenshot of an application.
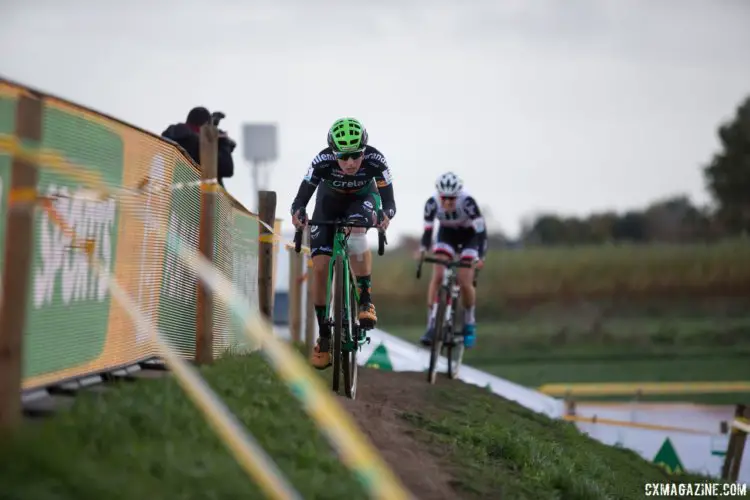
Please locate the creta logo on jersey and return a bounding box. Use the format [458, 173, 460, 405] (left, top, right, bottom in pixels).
[331, 179, 370, 189]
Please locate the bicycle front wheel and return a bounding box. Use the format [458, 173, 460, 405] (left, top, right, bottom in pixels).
[427, 287, 447, 385]
[343, 266, 359, 399]
[447, 299, 464, 379]
[332, 255, 344, 394]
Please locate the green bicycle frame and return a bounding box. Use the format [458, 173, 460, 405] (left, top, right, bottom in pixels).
[322, 191, 383, 352]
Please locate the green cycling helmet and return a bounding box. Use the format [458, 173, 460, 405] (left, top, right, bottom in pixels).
[327, 117, 368, 153]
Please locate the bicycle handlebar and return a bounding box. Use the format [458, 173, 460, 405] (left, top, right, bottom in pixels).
[292, 208, 388, 256]
[304, 218, 379, 229]
[416, 253, 481, 287]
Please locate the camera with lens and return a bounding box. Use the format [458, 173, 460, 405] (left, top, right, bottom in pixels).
[210, 111, 236, 152]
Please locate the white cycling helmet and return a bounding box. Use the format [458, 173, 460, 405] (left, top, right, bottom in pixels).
[435, 172, 463, 196]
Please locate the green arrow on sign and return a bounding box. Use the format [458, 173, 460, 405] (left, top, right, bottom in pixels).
[365, 343, 393, 371]
[653, 438, 684, 474]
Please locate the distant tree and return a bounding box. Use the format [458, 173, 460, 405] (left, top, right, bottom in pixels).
[643, 195, 702, 242]
[528, 214, 568, 245]
[612, 211, 648, 242]
[703, 94, 750, 234]
[586, 212, 618, 243]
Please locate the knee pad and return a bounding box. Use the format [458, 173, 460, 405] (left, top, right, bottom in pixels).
[347, 232, 368, 259]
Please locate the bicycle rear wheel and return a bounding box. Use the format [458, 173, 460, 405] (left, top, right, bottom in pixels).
[332, 255, 344, 394]
[427, 287, 447, 385]
[446, 334, 464, 380]
[342, 265, 359, 399]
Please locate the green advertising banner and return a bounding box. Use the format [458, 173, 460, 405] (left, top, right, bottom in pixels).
[0, 81, 262, 390]
[158, 159, 201, 357]
[23, 105, 124, 377]
[0, 94, 15, 305]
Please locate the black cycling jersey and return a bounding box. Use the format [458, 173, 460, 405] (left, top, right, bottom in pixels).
[290, 145, 396, 219]
[421, 191, 488, 259]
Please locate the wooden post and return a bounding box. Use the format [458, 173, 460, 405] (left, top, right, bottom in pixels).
[304, 227, 316, 354]
[195, 123, 218, 365]
[722, 404, 749, 482]
[257, 191, 277, 322]
[288, 241, 303, 343]
[565, 399, 576, 417]
[0, 92, 42, 430]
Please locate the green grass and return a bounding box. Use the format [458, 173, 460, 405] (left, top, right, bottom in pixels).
[0, 354, 730, 500]
[385, 318, 750, 404]
[0, 354, 366, 500]
[376, 237, 750, 300]
[372, 239, 750, 323]
[399, 379, 720, 499]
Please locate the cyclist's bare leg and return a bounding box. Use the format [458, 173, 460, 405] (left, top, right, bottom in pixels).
[420, 252, 448, 345]
[457, 259, 478, 346]
[347, 226, 378, 328]
[457, 266, 475, 308]
[428, 254, 448, 318]
[312, 254, 331, 306]
[427, 263, 444, 318]
[310, 253, 333, 369]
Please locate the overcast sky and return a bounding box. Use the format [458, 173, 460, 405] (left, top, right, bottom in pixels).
[1, 0, 749, 242]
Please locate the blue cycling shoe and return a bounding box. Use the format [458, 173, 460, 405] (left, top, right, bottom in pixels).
[462, 324, 476, 348]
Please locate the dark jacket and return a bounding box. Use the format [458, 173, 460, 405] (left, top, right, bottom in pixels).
[161, 123, 235, 186]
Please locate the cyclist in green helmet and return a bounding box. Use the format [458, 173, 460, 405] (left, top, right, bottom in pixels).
[291, 117, 396, 369]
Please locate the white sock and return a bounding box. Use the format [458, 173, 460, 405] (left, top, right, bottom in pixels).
[427, 307, 435, 328]
[464, 306, 475, 325]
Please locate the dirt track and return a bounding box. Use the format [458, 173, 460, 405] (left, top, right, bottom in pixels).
[337, 368, 466, 500]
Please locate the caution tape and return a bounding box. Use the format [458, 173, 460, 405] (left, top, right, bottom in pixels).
[732, 417, 750, 434]
[39, 200, 302, 500]
[538, 381, 750, 397]
[0, 133, 414, 499]
[563, 414, 715, 435]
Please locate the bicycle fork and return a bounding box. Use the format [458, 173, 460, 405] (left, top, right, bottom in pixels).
[431, 271, 461, 332]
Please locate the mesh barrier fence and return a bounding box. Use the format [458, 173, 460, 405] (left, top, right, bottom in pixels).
[226, 207, 260, 353]
[0, 84, 16, 322]
[0, 79, 419, 500]
[0, 79, 261, 391]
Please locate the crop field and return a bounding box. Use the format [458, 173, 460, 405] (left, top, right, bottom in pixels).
[373, 237, 750, 323]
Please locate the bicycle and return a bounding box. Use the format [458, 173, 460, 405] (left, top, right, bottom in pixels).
[293, 206, 387, 399]
[416, 252, 480, 384]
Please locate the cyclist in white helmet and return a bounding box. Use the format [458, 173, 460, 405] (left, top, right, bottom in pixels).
[418, 172, 487, 347]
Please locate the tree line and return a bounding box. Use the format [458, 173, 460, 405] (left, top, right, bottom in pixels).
[398, 93, 750, 249]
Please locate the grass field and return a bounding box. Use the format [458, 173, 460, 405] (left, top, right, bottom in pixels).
[400, 378, 715, 499]
[385, 318, 750, 404]
[0, 354, 721, 499]
[373, 238, 750, 404]
[373, 237, 750, 323]
[0, 355, 366, 499]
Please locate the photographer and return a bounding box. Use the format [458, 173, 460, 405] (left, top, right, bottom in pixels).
[161, 106, 235, 187]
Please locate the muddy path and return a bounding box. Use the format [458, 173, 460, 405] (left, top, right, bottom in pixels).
[337, 368, 471, 500]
